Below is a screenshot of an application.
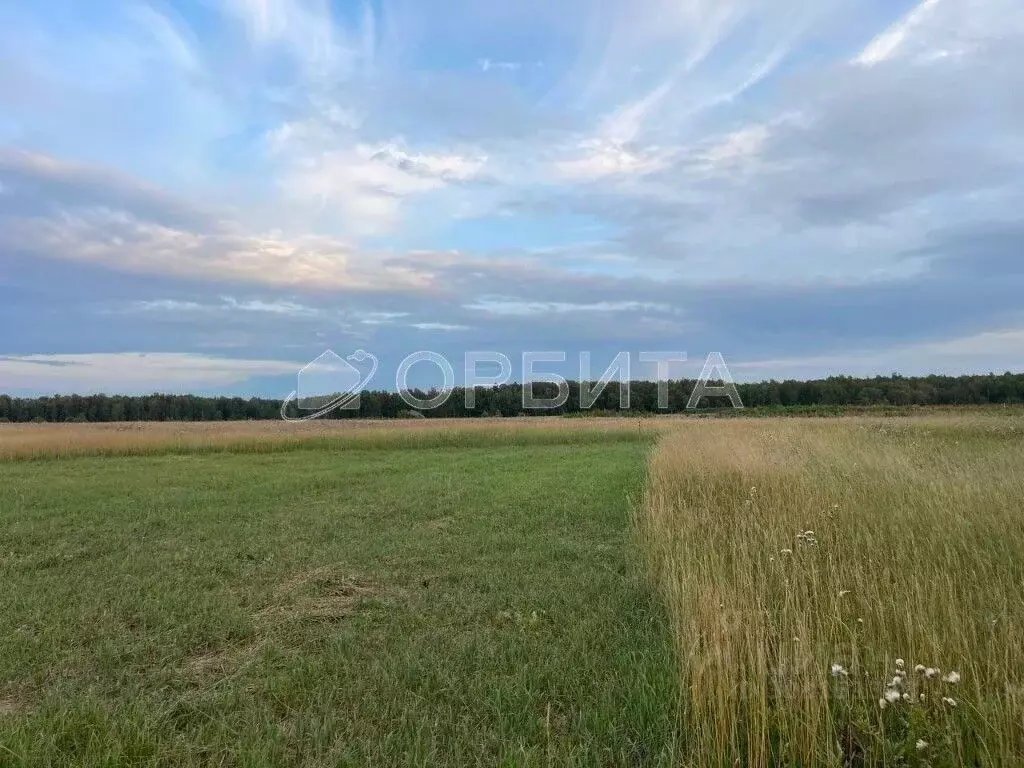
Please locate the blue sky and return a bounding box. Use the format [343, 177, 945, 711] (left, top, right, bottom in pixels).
[2, 0, 1023, 395]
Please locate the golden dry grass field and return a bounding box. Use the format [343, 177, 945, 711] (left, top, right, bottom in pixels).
[640, 413, 1024, 765]
[0, 416, 681, 460]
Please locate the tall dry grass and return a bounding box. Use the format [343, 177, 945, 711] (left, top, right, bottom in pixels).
[639, 416, 1024, 765]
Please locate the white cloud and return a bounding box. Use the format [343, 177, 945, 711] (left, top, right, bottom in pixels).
[224, 0, 364, 81]
[554, 138, 672, 181]
[710, 42, 792, 105]
[121, 297, 323, 317]
[221, 297, 320, 315]
[733, 328, 1024, 379]
[360, 311, 410, 325]
[1, 207, 434, 291]
[601, 80, 674, 146]
[272, 137, 487, 235]
[700, 124, 771, 168]
[855, 0, 943, 66]
[265, 108, 365, 150]
[478, 58, 522, 72]
[545, 0, 830, 186]
[851, 0, 1024, 68]
[127, 299, 207, 313]
[366, 143, 485, 181]
[465, 298, 672, 316]
[410, 322, 469, 331]
[0, 352, 301, 394]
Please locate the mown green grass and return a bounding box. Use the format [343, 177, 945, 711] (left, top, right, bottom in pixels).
[0, 439, 679, 766]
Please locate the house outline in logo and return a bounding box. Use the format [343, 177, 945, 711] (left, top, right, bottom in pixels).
[297, 350, 363, 411]
[281, 349, 378, 421]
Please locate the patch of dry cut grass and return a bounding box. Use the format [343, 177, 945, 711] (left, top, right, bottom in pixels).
[639, 415, 1024, 766]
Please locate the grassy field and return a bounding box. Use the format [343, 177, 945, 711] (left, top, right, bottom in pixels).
[0, 428, 677, 766]
[641, 415, 1024, 766]
[2, 414, 1024, 766]
[0, 417, 674, 461]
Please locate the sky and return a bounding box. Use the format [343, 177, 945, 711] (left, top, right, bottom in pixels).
[1, 0, 1023, 396]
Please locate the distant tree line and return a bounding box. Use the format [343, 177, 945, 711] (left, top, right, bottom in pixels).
[2, 372, 1024, 422]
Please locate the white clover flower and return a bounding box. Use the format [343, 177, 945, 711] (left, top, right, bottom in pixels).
[830, 663, 848, 677]
[919, 693, 927, 702]
[916, 739, 928, 751]
[914, 664, 926, 674]
[944, 671, 961, 684]
[883, 688, 902, 704]
[878, 698, 888, 710]
[895, 658, 905, 669]
[942, 696, 957, 707]
[781, 548, 793, 555]
[891, 676, 904, 688]
[902, 693, 912, 702]
[925, 667, 938, 679]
